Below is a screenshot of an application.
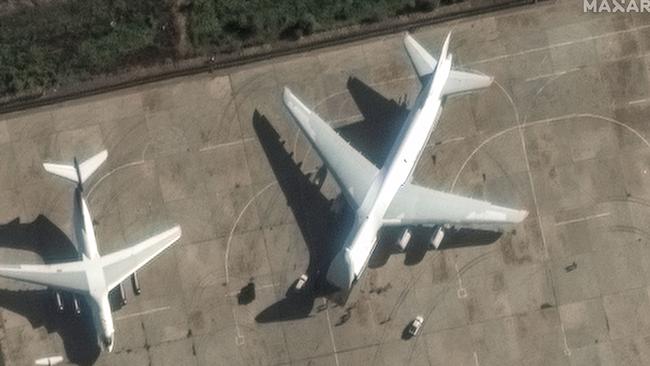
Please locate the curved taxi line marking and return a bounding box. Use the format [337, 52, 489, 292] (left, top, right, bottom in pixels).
[450, 113, 650, 192]
[223, 180, 276, 284]
[87, 160, 145, 199]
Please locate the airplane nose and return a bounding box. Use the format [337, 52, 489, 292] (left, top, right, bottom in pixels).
[326, 249, 355, 290]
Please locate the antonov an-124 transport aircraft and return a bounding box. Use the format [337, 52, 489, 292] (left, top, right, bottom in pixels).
[282, 33, 528, 290]
[0, 150, 181, 352]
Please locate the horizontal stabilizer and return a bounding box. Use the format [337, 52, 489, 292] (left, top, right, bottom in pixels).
[444, 70, 494, 96]
[43, 150, 108, 184]
[403, 33, 493, 96]
[404, 33, 438, 77]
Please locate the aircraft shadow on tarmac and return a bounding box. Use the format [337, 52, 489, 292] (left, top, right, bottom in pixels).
[253, 110, 347, 322]
[336, 76, 410, 167]
[0, 216, 100, 365]
[253, 78, 501, 323]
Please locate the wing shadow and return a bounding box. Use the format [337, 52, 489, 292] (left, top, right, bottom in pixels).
[0, 216, 100, 365]
[253, 111, 352, 322]
[439, 227, 503, 249]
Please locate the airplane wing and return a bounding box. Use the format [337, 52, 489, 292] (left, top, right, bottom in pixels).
[0, 261, 89, 293]
[283, 87, 380, 208]
[383, 183, 528, 226]
[100, 226, 181, 291]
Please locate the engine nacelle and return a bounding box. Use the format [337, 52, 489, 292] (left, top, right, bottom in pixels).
[54, 291, 64, 313]
[72, 295, 81, 315]
[396, 228, 412, 251]
[132, 272, 141, 295]
[430, 226, 446, 249]
[119, 283, 127, 306]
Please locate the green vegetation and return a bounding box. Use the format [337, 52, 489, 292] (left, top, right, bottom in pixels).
[0, 0, 173, 96]
[1, 0, 459, 97]
[187, 0, 443, 51]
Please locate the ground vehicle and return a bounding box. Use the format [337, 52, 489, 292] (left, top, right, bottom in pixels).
[295, 274, 309, 291]
[408, 316, 424, 336]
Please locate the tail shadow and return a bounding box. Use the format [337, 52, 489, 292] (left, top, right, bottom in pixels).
[0, 216, 100, 365]
[337, 77, 409, 166]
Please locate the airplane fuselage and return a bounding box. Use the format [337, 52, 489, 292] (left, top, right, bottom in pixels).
[326, 55, 452, 290]
[73, 187, 115, 351]
[0, 150, 181, 355]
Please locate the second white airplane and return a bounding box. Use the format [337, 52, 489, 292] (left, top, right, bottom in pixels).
[283, 33, 528, 290]
[0, 151, 181, 352]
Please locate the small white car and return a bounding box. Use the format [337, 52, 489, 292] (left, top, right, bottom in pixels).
[295, 274, 309, 291]
[408, 316, 424, 336]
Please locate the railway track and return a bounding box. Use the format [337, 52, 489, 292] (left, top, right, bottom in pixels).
[0, 0, 542, 115]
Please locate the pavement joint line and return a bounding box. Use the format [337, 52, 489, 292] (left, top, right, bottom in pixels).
[115, 306, 170, 321]
[223, 160, 321, 286]
[495, 77, 566, 356]
[227, 283, 278, 297]
[492, 79, 550, 260]
[629, 98, 650, 105]
[87, 160, 145, 199]
[232, 308, 245, 346]
[429, 136, 466, 148]
[555, 212, 611, 226]
[454, 262, 468, 299]
[224, 180, 277, 285]
[199, 137, 255, 152]
[517, 124, 548, 259]
[451, 113, 650, 193]
[524, 68, 581, 83]
[468, 23, 650, 65]
[560, 323, 571, 356]
[323, 298, 340, 366]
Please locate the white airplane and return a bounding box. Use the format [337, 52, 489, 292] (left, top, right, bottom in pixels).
[0, 150, 181, 352]
[282, 32, 528, 290]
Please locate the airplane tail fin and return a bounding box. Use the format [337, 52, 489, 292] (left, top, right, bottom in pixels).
[403, 33, 494, 96]
[43, 150, 108, 186]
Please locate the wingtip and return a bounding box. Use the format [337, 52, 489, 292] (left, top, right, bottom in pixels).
[518, 210, 530, 222]
[282, 86, 293, 102]
[165, 225, 182, 240]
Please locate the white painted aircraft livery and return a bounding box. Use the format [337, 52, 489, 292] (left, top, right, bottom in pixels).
[282, 32, 528, 290]
[0, 150, 181, 352]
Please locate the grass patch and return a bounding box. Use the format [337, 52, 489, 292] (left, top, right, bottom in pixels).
[1, 0, 467, 97]
[187, 0, 448, 51]
[0, 0, 174, 95]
